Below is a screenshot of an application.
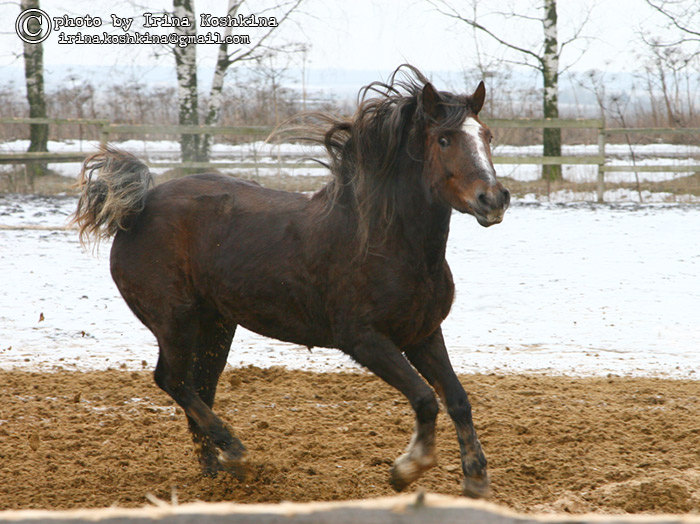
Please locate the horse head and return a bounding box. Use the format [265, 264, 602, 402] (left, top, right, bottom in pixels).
[421, 81, 510, 227]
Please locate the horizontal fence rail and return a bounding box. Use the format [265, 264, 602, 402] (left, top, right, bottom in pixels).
[492, 155, 605, 165]
[605, 126, 700, 135]
[0, 117, 109, 125]
[488, 118, 608, 200]
[0, 152, 88, 164]
[100, 124, 272, 139]
[1, 118, 699, 202]
[487, 118, 605, 128]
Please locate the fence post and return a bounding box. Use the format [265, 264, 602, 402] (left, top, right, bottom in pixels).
[596, 119, 606, 203]
[99, 124, 109, 148]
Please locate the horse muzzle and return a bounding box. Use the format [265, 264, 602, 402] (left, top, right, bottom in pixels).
[468, 183, 510, 227]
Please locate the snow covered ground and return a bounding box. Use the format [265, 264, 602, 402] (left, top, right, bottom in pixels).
[0, 195, 697, 378]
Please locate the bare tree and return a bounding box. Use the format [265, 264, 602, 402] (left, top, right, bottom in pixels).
[640, 1, 700, 127]
[644, 0, 700, 54]
[167, 0, 304, 162]
[172, 0, 201, 162]
[20, 0, 48, 177]
[574, 70, 608, 119]
[200, 0, 304, 160]
[641, 44, 697, 126]
[428, 0, 591, 180]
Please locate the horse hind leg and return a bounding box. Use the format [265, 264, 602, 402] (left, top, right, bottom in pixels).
[153, 312, 245, 478]
[154, 357, 219, 476]
[189, 315, 240, 477]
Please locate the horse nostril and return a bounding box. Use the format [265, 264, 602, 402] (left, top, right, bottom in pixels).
[477, 192, 489, 208]
[501, 188, 511, 207]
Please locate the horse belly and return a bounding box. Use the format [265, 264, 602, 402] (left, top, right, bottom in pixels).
[199, 248, 333, 349]
[218, 289, 332, 349]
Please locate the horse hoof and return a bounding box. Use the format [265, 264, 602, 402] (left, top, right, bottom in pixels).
[199, 457, 223, 478]
[217, 443, 248, 481]
[223, 458, 249, 481]
[201, 466, 220, 478]
[389, 467, 411, 492]
[193, 440, 223, 478]
[389, 453, 437, 492]
[462, 474, 490, 499]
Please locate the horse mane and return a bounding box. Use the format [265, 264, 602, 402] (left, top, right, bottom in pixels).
[274, 64, 472, 253]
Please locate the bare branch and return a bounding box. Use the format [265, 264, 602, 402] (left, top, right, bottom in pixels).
[559, 3, 593, 52]
[426, 0, 544, 66]
[227, 0, 304, 65]
[559, 46, 589, 74]
[639, 30, 691, 50]
[645, 0, 700, 38]
[489, 9, 543, 23]
[500, 55, 544, 72]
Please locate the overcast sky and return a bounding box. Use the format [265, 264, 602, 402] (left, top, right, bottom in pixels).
[0, 0, 681, 85]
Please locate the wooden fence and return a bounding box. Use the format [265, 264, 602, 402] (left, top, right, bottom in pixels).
[488, 118, 607, 200]
[1, 117, 698, 202]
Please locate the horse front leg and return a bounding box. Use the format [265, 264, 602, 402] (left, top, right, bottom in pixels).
[342, 329, 439, 491]
[404, 328, 490, 498]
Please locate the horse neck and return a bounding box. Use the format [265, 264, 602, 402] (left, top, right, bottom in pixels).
[346, 146, 450, 269]
[318, 145, 452, 268]
[393, 174, 452, 269]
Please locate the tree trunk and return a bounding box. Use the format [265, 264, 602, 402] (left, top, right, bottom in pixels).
[201, 0, 240, 161]
[22, 0, 48, 179]
[542, 0, 561, 181]
[173, 0, 200, 163]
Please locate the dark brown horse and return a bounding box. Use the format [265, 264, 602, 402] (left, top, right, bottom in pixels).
[73, 65, 509, 498]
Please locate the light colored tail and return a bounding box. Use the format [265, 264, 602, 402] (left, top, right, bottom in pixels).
[73, 145, 153, 247]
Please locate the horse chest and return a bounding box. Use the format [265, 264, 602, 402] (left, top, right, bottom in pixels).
[377, 264, 455, 347]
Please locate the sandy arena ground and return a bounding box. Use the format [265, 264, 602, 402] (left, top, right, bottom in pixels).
[0, 367, 698, 515]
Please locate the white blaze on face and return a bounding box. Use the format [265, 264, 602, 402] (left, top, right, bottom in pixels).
[462, 117, 496, 183]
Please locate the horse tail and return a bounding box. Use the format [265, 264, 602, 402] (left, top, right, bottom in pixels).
[73, 144, 153, 247]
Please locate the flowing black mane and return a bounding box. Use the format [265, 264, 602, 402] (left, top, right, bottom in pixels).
[278, 64, 478, 251]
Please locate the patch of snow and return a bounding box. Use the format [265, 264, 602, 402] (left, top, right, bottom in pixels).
[0, 197, 697, 378]
[517, 188, 700, 204]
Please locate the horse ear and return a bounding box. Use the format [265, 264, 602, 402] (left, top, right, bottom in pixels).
[471, 81, 486, 114]
[421, 82, 441, 120]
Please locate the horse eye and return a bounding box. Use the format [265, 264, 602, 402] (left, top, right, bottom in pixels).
[438, 136, 450, 148]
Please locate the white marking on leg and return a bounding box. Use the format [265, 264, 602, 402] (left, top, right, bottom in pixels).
[462, 117, 496, 183]
[393, 430, 437, 483]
